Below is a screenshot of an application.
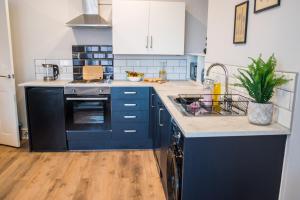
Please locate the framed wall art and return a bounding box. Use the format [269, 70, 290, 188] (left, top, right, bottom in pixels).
[254, 0, 281, 13]
[233, 1, 249, 44]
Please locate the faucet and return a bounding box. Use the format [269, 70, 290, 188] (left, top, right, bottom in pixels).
[206, 63, 232, 110]
[206, 63, 229, 95]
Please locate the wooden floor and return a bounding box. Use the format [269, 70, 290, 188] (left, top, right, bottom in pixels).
[0, 143, 165, 200]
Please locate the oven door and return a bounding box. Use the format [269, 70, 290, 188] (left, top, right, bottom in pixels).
[65, 95, 111, 132]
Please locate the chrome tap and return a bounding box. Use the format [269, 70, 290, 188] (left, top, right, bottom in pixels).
[206, 63, 229, 95]
[206, 63, 232, 110]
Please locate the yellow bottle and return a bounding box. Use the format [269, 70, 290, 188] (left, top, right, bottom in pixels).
[213, 82, 221, 103]
[213, 81, 221, 112]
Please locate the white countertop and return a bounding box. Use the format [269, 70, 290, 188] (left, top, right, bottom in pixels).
[19, 80, 291, 138]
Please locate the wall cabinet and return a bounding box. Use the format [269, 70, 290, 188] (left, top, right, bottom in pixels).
[26, 87, 67, 152]
[113, 0, 185, 55]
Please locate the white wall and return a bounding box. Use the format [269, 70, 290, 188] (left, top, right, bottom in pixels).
[206, 0, 300, 199]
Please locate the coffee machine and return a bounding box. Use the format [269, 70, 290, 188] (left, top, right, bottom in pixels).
[42, 64, 59, 81]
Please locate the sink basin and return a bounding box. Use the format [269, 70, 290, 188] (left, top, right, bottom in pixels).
[168, 94, 250, 117]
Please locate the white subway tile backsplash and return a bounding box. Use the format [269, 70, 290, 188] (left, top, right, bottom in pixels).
[114, 66, 121, 73]
[114, 60, 126, 67]
[167, 74, 180, 80]
[45, 59, 60, 65]
[140, 60, 154, 67]
[173, 66, 186, 73]
[153, 60, 167, 67]
[127, 60, 140, 67]
[165, 67, 174, 73]
[144, 74, 154, 78]
[35, 59, 73, 81]
[120, 67, 134, 73]
[147, 67, 160, 73]
[60, 60, 72, 66]
[179, 73, 187, 80]
[278, 72, 297, 92]
[167, 60, 180, 67]
[273, 89, 291, 110]
[179, 60, 187, 67]
[36, 74, 44, 80]
[59, 74, 73, 81]
[134, 67, 147, 73]
[277, 107, 292, 128]
[113, 55, 188, 81]
[114, 73, 126, 80]
[66, 67, 74, 73]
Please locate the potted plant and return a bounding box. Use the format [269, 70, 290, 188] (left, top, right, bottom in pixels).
[235, 55, 290, 125]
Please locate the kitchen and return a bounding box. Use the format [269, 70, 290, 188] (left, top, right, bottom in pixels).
[0, 0, 299, 200]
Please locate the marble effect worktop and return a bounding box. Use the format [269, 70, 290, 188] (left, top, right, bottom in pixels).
[19, 80, 290, 138]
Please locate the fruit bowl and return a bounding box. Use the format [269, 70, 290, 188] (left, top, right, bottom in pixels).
[126, 71, 144, 82]
[127, 76, 142, 82]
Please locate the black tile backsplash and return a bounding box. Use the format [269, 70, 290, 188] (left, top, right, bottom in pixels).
[72, 45, 114, 80]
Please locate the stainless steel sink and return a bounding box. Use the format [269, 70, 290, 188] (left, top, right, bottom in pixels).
[168, 94, 250, 117]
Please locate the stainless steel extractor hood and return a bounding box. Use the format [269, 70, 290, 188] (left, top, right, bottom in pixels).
[66, 0, 111, 28]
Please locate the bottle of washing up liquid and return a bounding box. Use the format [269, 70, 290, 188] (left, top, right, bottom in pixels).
[213, 76, 222, 111]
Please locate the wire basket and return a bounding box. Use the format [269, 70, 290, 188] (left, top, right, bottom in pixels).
[175, 94, 250, 116]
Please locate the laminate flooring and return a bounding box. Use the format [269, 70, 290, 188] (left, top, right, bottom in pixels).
[0, 143, 165, 200]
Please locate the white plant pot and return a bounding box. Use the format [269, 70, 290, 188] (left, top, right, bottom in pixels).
[248, 101, 273, 125]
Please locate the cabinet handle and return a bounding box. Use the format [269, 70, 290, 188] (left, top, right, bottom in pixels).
[124, 130, 137, 133]
[159, 108, 164, 127]
[66, 97, 108, 101]
[146, 36, 149, 48]
[124, 104, 137, 107]
[151, 94, 155, 108]
[124, 91, 137, 95]
[124, 116, 137, 119]
[150, 36, 153, 48]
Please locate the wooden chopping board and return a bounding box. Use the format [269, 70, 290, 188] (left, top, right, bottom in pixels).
[83, 66, 104, 80]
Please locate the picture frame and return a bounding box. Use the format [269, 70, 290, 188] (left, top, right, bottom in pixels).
[254, 0, 281, 13]
[233, 1, 249, 44]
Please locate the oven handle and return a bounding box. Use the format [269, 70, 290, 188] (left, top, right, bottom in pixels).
[66, 97, 109, 101]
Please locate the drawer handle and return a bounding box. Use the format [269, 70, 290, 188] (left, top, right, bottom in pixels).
[124, 116, 137, 119]
[124, 91, 137, 95]
[124, 130, 137, 133]
[124, 104, 137, 107]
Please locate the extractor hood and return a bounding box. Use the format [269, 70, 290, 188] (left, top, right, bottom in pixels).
[66, 0, 111, 28]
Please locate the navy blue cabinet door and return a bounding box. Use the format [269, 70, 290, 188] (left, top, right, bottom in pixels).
[26, 87, 67, 151]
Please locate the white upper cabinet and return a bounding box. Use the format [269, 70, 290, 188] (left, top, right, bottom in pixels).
[112, 0, 150, 54]
[113, 0, 185, 55]
[148, 1, 185, 55]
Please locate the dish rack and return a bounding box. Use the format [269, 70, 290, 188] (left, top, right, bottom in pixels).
[175, 94, 250, 116]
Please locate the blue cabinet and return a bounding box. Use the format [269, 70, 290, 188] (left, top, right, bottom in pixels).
[150, 88, 172, 196]
[112, 87, 150, 100]
[26, 87, 67, 152]
[111, 87, 151, 148]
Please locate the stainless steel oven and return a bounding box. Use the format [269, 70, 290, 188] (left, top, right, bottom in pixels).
[64, 87, 111, 132]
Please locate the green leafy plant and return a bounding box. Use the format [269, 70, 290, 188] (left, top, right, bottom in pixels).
[235, 55, 290, 104]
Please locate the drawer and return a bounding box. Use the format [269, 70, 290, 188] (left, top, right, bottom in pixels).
[112, 110, 149, 123]
[112, 87, 149, 100]
[112, 123, 149, 140]
[66, 131, 112, 141]
[112, 99, 149, 111]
